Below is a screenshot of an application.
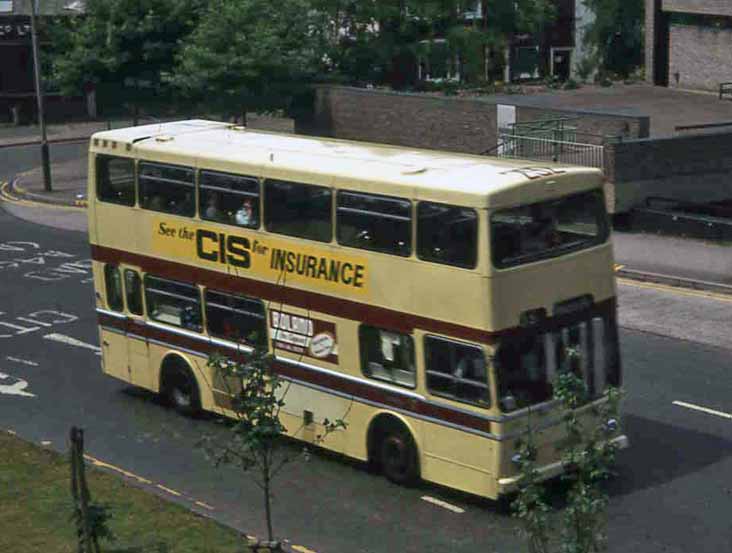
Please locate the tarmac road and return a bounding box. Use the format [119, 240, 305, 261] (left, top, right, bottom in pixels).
[1, 193, 732, 552]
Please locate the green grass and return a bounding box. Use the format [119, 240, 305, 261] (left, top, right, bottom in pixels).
[0, 432, 246, 553]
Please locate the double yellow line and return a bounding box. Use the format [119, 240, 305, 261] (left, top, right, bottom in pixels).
[0, 180, 83, 211]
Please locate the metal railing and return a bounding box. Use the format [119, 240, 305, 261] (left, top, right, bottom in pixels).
[496, 132, 605, 170]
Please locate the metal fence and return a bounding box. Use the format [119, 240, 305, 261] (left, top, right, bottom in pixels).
[496, 132, 605, 170]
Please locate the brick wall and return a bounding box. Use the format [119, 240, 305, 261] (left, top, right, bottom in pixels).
[606, 132, 732, 212]
[669, 24, 732, 92]
[297, 86, 649, 155]
[663, 0, 732, 17]
[298, 86, 500, 155]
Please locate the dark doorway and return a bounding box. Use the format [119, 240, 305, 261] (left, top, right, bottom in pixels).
[552, 49, 571, 81]
[653, 0, 670, 86]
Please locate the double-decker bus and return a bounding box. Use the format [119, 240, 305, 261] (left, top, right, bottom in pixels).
[88, 120, 627, 499]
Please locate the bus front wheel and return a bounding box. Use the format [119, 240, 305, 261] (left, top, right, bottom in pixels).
[161, 360, 201, 417]
[379, 426, 419, 486]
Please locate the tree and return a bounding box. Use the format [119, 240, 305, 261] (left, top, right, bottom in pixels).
[512, 370, 623, 553]
[201, 345, 346, 544]
[51, 0, 205, 120]
[173, 0, 327, 119]
[582, 0, 644, 78]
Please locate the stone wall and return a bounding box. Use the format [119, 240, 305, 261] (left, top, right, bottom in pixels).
[605, 131, 732, 212]
[669, 24, 732, 92]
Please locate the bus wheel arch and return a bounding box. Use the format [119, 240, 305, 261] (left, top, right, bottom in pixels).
[367, 413, 420, 486]
[159, 354, 201, 417]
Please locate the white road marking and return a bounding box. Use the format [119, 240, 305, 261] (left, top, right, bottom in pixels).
[5, 356, 38, 366]
[194, 500, 214, 511]
[44, 333, 101, 354]
[673, 400, 732, 421]
[421, 496, 465, 513]
[0, 372, 35, 397]
[156, 484, 182, 497]
[40, 441, 51, 446]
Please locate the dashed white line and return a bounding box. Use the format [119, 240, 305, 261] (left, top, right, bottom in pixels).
[673, 400, 732, 420]
[43, 333, 101, 354]
[5, 356, 38, 366]
[421, 496, 465, 513]
[194, 500, 214, 511]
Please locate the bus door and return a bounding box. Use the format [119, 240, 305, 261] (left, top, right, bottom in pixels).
[421, 336, 496, 491]
[100, 264, 131, 381]
[122, 268, 151, 389]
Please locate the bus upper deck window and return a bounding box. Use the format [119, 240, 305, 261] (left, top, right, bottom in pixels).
[264, 179, 332, 242]
[491, 189, 609, 269]
[97, 155, 135, 206]
[200, 170, 260, 229]
[138, 162, 195, 217]
[337, 191, 411, 256]
[417, 202, 477, 269]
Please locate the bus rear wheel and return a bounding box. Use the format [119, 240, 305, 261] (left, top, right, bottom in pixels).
[379, 426, 419, 486]
[162, 362, 201, 418]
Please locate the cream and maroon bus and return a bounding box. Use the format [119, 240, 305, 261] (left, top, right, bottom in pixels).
[88, 120, 627, 499]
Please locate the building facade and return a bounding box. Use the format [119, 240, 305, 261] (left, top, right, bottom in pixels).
[0, 0, 85, 123]
[646, 0, 732, 91]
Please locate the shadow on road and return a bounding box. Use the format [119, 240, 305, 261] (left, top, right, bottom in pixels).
[608, 413, 732, 497]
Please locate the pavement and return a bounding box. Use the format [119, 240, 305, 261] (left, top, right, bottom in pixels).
[2, 117, 732, 296]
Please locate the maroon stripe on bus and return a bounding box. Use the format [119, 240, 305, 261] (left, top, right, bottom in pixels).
[97, 311, 493, 434]
[91, 244, 499, 344]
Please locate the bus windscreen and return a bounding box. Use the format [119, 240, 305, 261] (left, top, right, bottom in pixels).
[491, 190, 609, 268]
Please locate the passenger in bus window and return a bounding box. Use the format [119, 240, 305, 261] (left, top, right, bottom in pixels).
[235, 198, 256, 226]
[204, 194, 222, 221]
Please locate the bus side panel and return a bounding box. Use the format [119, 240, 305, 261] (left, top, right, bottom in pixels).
[421, 420, 498, 499]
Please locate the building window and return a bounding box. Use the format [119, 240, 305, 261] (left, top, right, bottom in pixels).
[144, 276, 202, 332]
[425, 336, 490, 407]
[337, 191, 411, 256]
[139, 162, 195, 216]
[200, 170, 260, 228]
[205, 290, 266, 346]
[359, 325, 415, 388]
[96, 155, 135, 206]
[264, 179, 332, 242]
[104, 265, 124, 312]
[124, 269, 143, 316]
[417, 202, 478, 268]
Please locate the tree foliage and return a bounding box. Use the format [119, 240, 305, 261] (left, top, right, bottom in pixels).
[51, 0, 205, 114]
[173, 0, 326, 116]
[201, 346, 346, 543]
[582, 0, 644, 77]
[512, 370, 623, 553]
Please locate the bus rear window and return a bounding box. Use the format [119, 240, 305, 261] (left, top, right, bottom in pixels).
[491, 190, 609, 269]
[97, 155, 135, 206]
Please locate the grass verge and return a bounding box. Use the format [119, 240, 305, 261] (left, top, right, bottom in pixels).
[0, 432, 246, 553]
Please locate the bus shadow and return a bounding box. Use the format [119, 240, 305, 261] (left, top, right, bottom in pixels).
[607, 413, 732, 497]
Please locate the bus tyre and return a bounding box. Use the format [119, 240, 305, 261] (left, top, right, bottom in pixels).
[163, 363, 201, 418]
[379, 426, 419, 486]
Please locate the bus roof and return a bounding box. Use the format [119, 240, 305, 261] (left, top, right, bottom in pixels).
[90, 119, 603, 208]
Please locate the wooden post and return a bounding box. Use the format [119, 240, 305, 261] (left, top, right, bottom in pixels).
[70, 427, 98, 553]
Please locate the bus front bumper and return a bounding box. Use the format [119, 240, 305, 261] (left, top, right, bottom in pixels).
[496, 434, 630, 496]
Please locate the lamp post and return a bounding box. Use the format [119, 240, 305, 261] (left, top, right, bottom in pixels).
[29, 0, 52, 192]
